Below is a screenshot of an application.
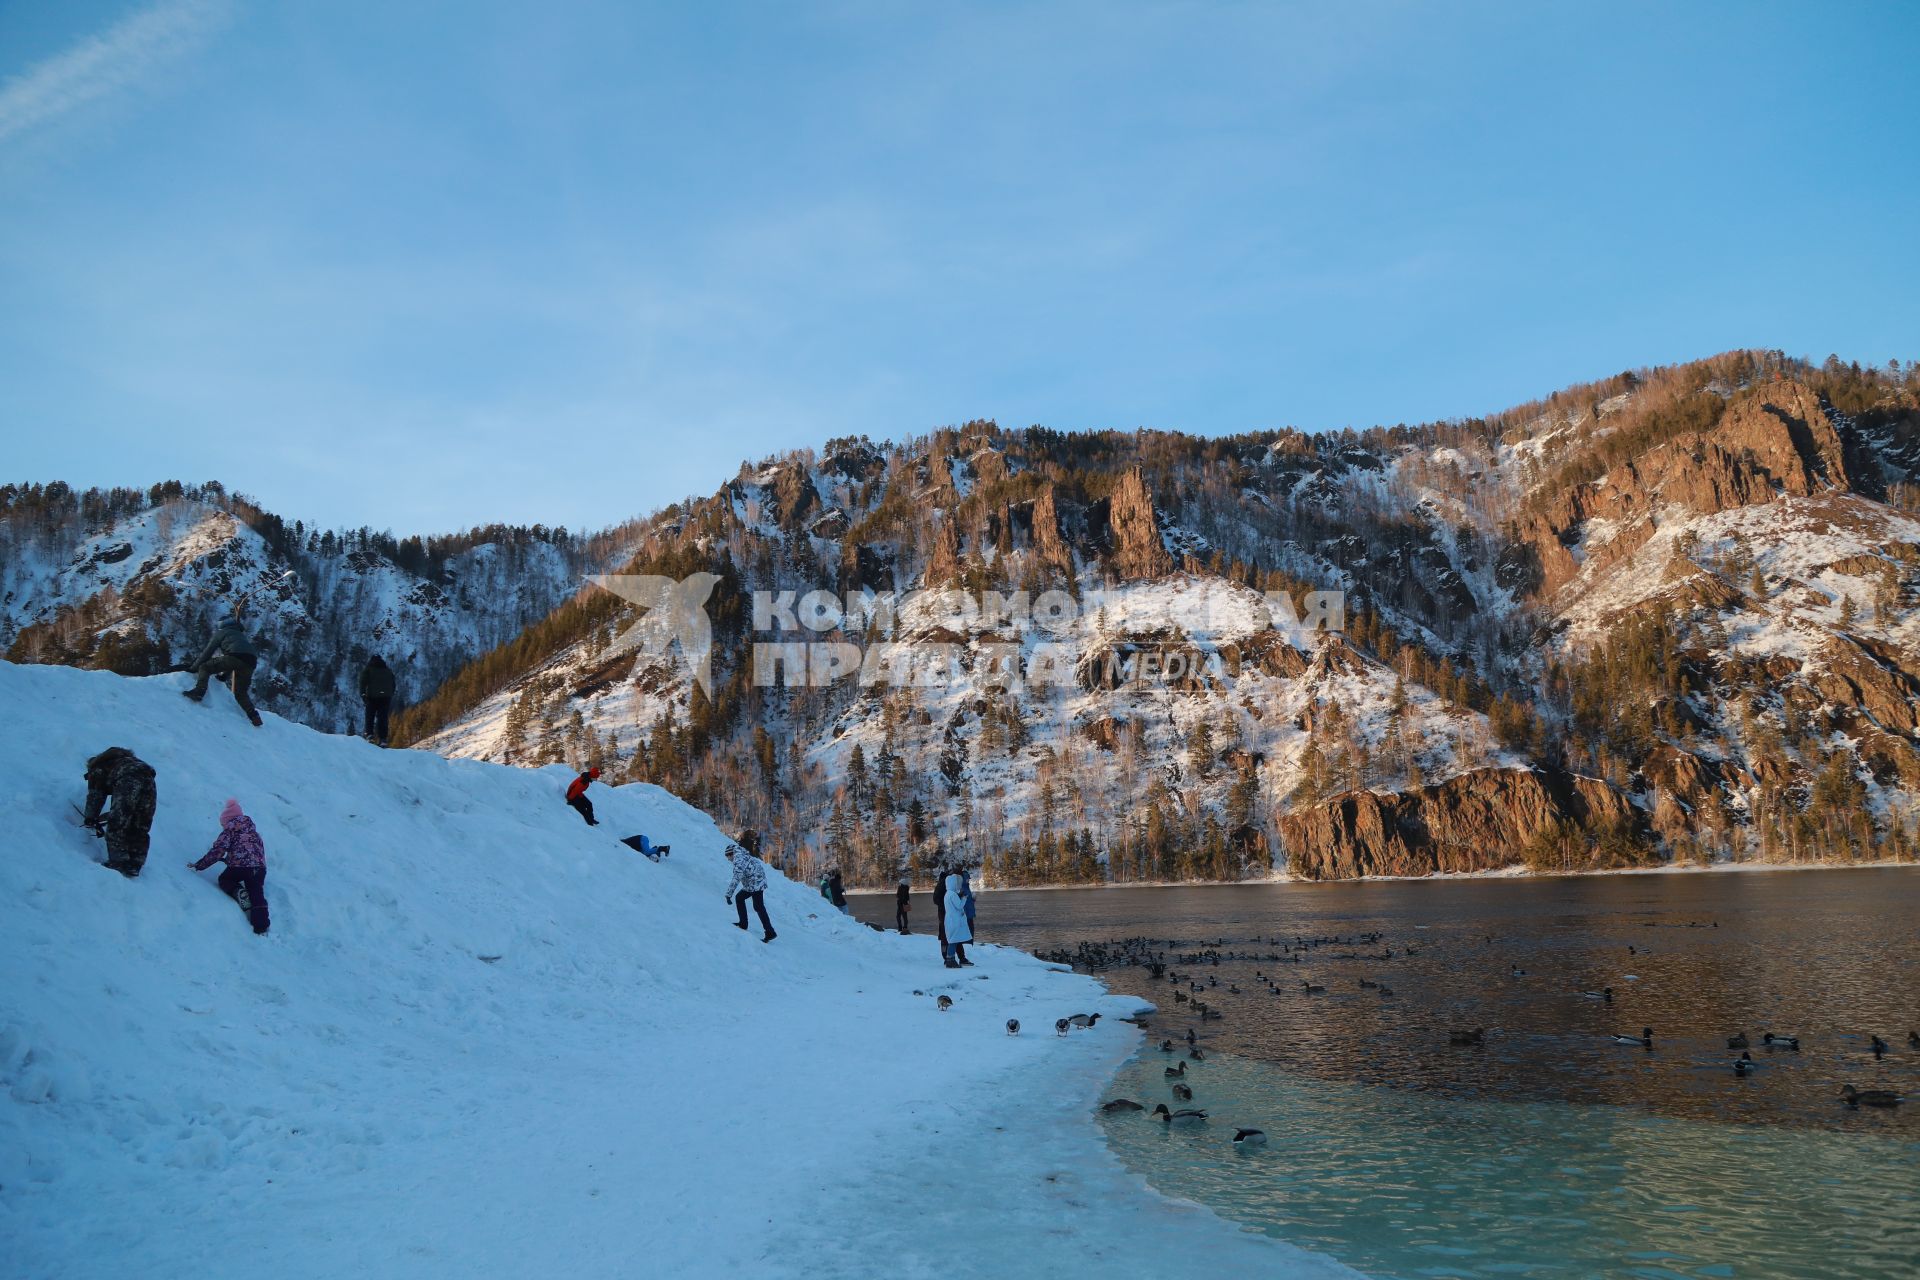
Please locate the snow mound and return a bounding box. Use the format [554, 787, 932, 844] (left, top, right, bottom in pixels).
[0, 662, 1352, 1279]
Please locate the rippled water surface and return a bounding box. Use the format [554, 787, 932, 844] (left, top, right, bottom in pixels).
[854, 869, 1920, 1278]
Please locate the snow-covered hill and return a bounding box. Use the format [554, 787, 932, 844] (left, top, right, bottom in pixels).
[0, 662, 1352, 1279]
[1, 487, 590, 731]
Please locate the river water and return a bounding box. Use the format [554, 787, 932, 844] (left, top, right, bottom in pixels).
[853, 869, 1920, 1279]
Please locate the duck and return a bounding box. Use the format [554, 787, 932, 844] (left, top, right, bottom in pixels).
[1185, 1029, 1197, 1046]
[1188, 1047, 1207, 1061]
[1101, 1098, 1145, 1113]
[1359, 978, 1378, 989]
[1160, 1038, 1176, 1053]
[1762, 1032, 1800, 1051]
[1165, 1061, 1187, 1078]
[1449, 1028, 1486, 1047]
[1152, 1104, 1208, 1124]
[1510, 965, 1529, 977]
[936, 995, 953, 1011]
[1172, 1082, 1194, 1102]
[1733, 1052, 1756, 1076]
[1006, 1019, 1020, 1036]
[1301, 981, 1325, 994]
[1869, 1035, 1889, 1058]
[1579, 988, 1614, 1002]
[1611, 1027, 1654, 1048]
[1067, 1013, 1101, 1029]
[1377, 986, 1395, 998]
[1055, 1018, 1070, 1037]
[1727, 1032, 1750, 1050]
[1840, 1085, 1903, 1108]
[1233, 1128, 1268, 1146]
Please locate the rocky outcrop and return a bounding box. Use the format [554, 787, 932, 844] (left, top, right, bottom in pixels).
[1278, 767, 1636, 880]
[1102, 468, 1173, 579]
[1030, 484, 1073, 577]
[1513, 381, 1853, 598]
[924, 516, 962, 586]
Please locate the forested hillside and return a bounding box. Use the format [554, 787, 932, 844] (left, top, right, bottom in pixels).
[400, 351, 1920, 885]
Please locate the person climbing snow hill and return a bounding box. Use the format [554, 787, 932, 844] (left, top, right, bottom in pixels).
[723, 830, 776, 942]
[943, 866, 973, 968]
[182, 611, 264, 727]
[188, 798, 271, 935]
[81, 747, 157, 877]
[359, 654, 397, 746]
[565, 768, 600, 825]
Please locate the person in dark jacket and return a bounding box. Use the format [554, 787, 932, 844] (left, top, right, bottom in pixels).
[724, 830, 776, 942]
[933, 864, 953, 966]
[895, 879, 910, 934]
[188, 798, 270, 934]
[565, 768, 601, 825]
[359, 655, 397, 746]
[81, 747, 157, 877]
[826, 867, 849, 915]
[183, 612, 263, 726]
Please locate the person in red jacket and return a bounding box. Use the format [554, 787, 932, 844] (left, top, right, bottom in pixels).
[565, 768, 601, 825]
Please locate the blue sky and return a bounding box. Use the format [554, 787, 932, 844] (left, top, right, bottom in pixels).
[2, 1, 1916, 535]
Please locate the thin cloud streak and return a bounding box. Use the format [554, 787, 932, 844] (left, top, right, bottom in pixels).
[0, 0, 228, 145]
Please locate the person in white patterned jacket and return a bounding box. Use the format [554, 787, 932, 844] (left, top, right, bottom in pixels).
[723, 830, 777, 943]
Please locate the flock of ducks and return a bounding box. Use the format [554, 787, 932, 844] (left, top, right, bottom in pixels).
[1051, 930, 1914, 1117]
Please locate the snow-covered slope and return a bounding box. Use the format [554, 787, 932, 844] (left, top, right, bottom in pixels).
[1, 490, 587, 732]
[0, 662, 1351, 1279]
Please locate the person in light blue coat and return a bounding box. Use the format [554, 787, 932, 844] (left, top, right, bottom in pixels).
[943, 866, 974, 967]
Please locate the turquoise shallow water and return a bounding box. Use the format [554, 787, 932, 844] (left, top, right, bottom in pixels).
[1098, 1050, 1919, 1280]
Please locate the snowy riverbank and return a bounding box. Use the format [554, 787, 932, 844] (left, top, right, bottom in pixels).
[0, 663, 1353, 1279]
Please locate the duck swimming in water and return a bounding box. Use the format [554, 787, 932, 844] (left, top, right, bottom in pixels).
[1611, 1027, 1654, 1048]
[1449, 1028, 1486, 1046]
[1727, 1032, 1750, 1050]
[1841, 1085, 1903, 1108]
[1152, 1104, 1208, 1124]
[1160, 1038, 1176, 1053]
[1102, 1098, 1145, 1113]
[1762, 1032, 1800, 1050]
[1733, 1052, 1755, 1076]
[1870, 1035, 1889, 1058]
[1233, 1128, 1267, 1146]
[1172, 1082, 1194, 1102]
[1189, 1047, 1206, 1061]
[1579, 988, 1614, 1002]
[1165, 1060, 1187, 1078]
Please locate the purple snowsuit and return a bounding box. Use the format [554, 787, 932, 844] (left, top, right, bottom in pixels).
[193, 812, 270, 934]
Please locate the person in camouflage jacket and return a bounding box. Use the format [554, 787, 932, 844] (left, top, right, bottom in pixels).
[82, 747, 157, 877]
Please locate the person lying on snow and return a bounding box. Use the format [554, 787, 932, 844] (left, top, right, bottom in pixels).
[620, 834, 670, 860]
[188, 798, 271, 935]
[81, 746, 157, 878]
[565, 768, 600, 825]
[723, 830, 776, 942]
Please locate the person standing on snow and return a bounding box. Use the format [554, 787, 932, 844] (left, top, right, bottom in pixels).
[724, 830, 776, 942]
[565, 768, 601, 825]
[188, 798, 271, 935]
[359, 654, 397, 746]
[933, 862, 952, 966]
[943, 864, 974, 968]
[80, 746, 157, 877]
[826, 866, 849, 915]
[183, 611, 264, 727]
[894, 878, 910, 934]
